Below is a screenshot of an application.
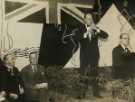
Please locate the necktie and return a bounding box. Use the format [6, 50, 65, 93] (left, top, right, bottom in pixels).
[87, 26, 92, 41]
[32, 65, 37, 72]
[125, 48, 130, 53]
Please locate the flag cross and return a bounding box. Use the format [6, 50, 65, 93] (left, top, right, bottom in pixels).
[48, 0, 94, 23]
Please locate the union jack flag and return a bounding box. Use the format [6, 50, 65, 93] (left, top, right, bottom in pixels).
[4, 0, 94, 24]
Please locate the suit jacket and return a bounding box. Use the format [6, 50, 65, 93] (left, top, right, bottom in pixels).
[21, 64, 46, 100]
[112, 44, 135, 79]
[75, 24, 108, 68]
[0, 65, 23, 98]
[0, 62, 7, 92]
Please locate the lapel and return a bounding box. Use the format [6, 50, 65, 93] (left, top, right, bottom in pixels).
[118, 45, 127, 54]
[119, 44, 130, 53]
[28, 65, 36, 75]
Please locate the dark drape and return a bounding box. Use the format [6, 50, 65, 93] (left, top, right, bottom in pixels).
[38, 24, 79, 66]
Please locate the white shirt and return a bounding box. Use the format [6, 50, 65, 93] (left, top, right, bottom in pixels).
[31, 65, 37, 72]
[84, 25, 92, 40]
[84, 24, 100, 40]
[120, 44, 131, 53]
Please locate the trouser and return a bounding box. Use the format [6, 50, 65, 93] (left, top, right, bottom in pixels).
[80, 64, 98, 77]
[80, 65, 100, 97]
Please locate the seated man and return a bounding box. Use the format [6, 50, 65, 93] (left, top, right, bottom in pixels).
[0, 53, 24, 102]
[21, 52, 48, 102]
[0, 56, 7, 102]
[112, 33, 135, 80]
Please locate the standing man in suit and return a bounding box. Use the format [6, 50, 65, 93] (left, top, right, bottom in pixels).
[79, 13, 108, 76]
[75, 13, 108, 98]
[21, 52, 48, 102]
[112, 33, 135, 80]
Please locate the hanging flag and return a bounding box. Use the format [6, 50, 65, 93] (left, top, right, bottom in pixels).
[38, 24, 80, 66]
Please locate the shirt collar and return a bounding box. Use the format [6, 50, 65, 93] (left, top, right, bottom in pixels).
[120, 44, 126, 50]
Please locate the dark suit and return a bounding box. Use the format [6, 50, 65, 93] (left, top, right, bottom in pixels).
[73, 24, 108, 97]
[76, 25, 108, 76]
[0, 65, 24, 102]
[112, 45, 135, 80]
[21, 65, 47, 102]
[0, 60, 7, 92]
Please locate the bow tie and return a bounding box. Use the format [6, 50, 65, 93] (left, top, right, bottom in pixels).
[125, 48, 130, 53]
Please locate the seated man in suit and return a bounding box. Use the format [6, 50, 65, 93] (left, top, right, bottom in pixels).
[0, 53, 6, 102]
[0, 53, 24, 102]
[112, 33, 135, 80]
[21, 52, 48, 102]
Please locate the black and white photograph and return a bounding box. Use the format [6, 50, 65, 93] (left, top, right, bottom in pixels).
[0, 0, 135, 102]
